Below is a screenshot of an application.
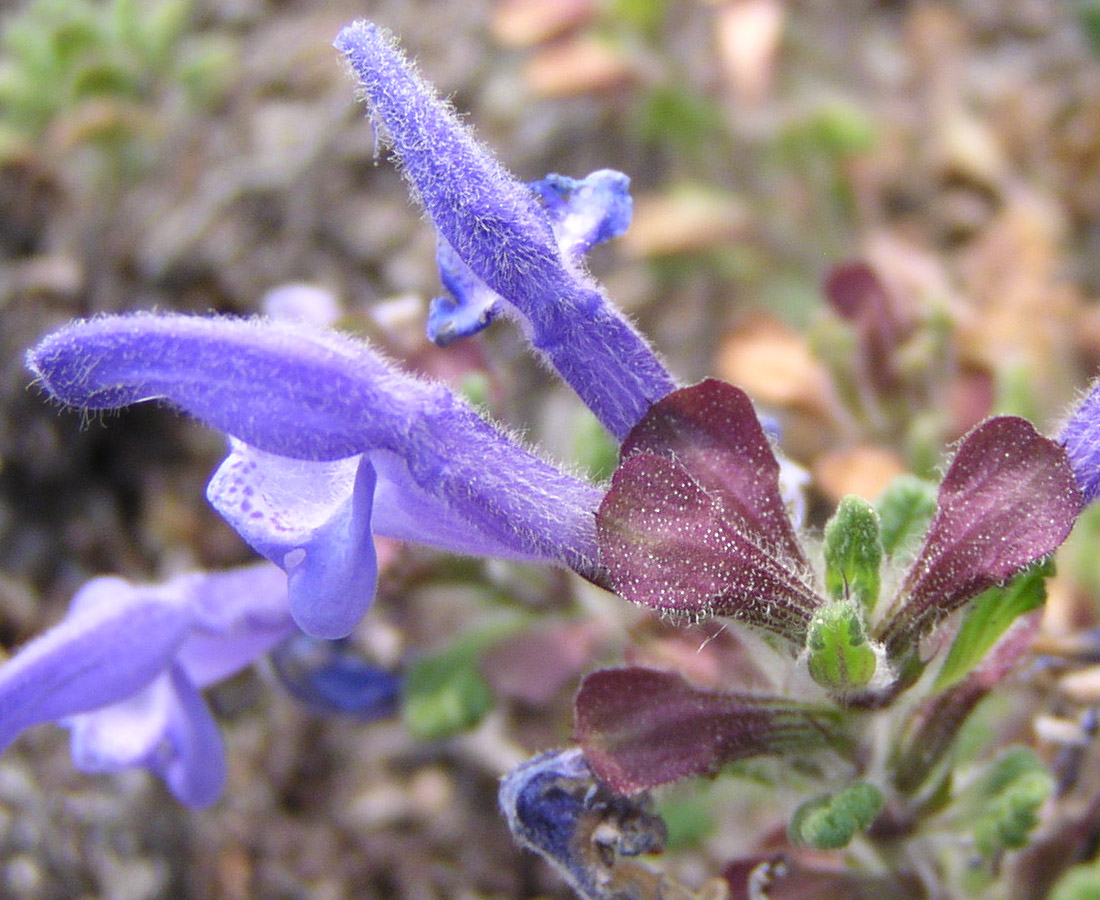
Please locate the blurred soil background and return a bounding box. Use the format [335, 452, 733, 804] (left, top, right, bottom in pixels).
[4, 0, 1100, 897]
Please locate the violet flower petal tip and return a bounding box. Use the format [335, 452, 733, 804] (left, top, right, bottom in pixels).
[1060, 376, 1100, 504]
[333, 19, 676, 438]
[528, 169, 633, 261]
[0, 564, 291, 806]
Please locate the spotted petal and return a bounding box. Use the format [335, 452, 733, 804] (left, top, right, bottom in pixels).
[621, 379, 807, 565]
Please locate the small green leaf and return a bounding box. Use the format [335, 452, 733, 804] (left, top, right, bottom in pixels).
[402, 621, 519, 741]
[788, 782, 884, 850]
[572, 407, 618, 482]
[876, 474, 937, 558]
[806, 600, 877, 692]
[658, 791, 716, 851]
[934, 559, 1051, 692]
[823, 495, 882, 611]
[1049, 858, 1100, 900]
[970, 748, 1053, 859]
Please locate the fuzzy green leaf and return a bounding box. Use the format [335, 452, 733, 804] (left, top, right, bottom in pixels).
[876, 474, 937, 558]
[970, 747, 1053, 859]
[934, 560, 1051, 692]
[823, 495, 882, 611]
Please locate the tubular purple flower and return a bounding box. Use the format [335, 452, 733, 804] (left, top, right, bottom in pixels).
[333, 21, 676, 439]
[0, 564, 293, 807]
[427, 170, 635, 347]
[28, 314, 605, 638]
[1059, 377, 1100, 504]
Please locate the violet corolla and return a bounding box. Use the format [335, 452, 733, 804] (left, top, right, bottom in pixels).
[0, 563, 292, 807]
[28, 314, 610, 640]
[26, 22, 683, 643]
[333, 21, 675, 441]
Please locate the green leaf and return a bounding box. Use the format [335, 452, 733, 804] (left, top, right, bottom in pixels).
[876, 474, 937, 558]
[823, 495, 882, 611]
[1080, 2, 1100, 57]
[1049, 858, 1100, 900]
[934, 559, 1051, 692]
[572, 407, 618, 483]
[969, 747, 1053, 859]
[657, 791, 716, 851]
[806, 600, 877, 692]
[402, 621, 520, 741]
[788, 782, 884, 850]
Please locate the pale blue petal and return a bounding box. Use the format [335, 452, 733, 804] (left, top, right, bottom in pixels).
[207, 444, 378, 639]
[528, 169, 633, 262]
[68, 666, 227, 808]
[0, 577, 192, 753]
[427, 240, 502, 346]
[66, 674, 173, 772]
[153, 665, 227, 808]
[173, 563, 296, 685]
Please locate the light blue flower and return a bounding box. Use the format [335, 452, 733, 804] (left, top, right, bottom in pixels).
[0, 564, 292, 807]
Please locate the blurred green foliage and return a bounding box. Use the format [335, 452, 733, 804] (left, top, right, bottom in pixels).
[967, 747, 1054, 860]
[788, 781, 884, 850]
[0, 0, 233, 175]
[402, 618, 522, 741]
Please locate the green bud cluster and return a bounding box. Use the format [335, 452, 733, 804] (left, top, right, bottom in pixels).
[788, 782, 884, 850]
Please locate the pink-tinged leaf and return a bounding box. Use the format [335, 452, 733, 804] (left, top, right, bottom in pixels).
[823, 262, 904, 396]
[597, 453, 820, 640]
[879, 417, 1081, 658]
[480, 622, 605, 704]
[722, 855, 926, 900]
[621, 379, 807, 566]
[575, 667, 837, 794]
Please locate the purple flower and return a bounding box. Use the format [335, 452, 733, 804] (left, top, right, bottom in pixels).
[1059, 376, 1100, 504]
[333, 21, 675, 440]
[0, 564, 292, 807]
[28, 314, 608, 638]
[26, 24, 686, 642]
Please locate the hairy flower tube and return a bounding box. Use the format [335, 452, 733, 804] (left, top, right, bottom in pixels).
[333, 21, 676, 441]
[26, 23, 695, 644]
[28, 314, 612, 639]
[0, 564, 292, 807]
